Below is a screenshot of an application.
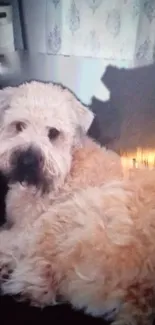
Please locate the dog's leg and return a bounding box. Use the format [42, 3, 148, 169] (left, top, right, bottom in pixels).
[111, 309, 152, 325]
[0, 228, 17, 281]
[110, 290, 154, 325]
[0, 227, 59, 306]
[1, 257, 58, 307]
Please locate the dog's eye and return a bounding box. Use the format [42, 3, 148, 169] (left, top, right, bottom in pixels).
[15, 122, 26, 133]
[48, 128, 60, 141]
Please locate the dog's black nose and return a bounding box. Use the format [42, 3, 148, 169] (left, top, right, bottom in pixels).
[18, 148, 43, 169]
[10, 147, 44, 186]
[11, 147, 43, 170]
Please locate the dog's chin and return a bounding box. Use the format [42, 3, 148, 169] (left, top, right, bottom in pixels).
[7, 168, 50, 194]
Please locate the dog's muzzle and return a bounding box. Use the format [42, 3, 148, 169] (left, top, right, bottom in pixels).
[9, 147, 45, 187]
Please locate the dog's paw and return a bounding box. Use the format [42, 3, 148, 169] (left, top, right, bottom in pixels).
[0, 263, 13, 281]
[0, 254, 15, 284]
[103, 307, 119, 321]
[0, 258, 58, 307]
[111, 317, 144, 325]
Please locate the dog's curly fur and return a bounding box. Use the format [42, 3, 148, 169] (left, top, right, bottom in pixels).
[0, 81, 155, 325]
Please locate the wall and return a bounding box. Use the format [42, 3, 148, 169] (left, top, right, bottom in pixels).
[0, 0, 132, 103]
[0, 0, 23, 49]
[20, 0, 132, 103]
[0, 50, 133, 104]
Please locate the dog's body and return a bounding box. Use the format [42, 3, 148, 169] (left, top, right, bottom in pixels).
[0, 82, 155, 325]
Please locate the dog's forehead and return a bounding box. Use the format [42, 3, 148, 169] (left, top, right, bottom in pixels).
[9, 82, 75, 126]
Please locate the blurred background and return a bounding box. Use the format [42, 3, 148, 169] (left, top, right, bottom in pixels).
[1, 0, 155, 103]
[1, 0, 155, 170]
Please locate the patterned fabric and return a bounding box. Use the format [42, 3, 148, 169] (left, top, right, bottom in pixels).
[144, 0, 155, 22]
[47, 25, 61, 54]
[86, 0, 103, 14]
[51, 0, 60, 7]
[45, 0, 155, 65]
[134, 0, 155, 65]
[67, 0, 80, 34]
[106, 9, 121, 37]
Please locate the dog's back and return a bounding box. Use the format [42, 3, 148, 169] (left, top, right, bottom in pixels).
[66, 137, 123, 191]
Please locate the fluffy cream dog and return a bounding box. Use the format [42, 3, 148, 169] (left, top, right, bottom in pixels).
[0, 81, 155, 325]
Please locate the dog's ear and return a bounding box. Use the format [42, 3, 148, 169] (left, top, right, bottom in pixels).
[71, 95, 94, 133]
[0, 87, 15, 122]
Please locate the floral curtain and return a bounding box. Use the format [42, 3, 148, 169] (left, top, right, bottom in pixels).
[134, 0, 155, 65]
[45, 0, 155, 66]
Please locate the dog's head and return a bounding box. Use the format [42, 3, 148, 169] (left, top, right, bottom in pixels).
[0, 81, 94, 193]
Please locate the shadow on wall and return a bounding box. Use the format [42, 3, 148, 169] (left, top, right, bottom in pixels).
[89, 63, 155, 153]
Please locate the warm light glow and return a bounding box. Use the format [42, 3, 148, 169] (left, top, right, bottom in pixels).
[121, 148, 155, 171]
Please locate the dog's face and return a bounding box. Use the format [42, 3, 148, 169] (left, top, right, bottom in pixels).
[0, 82, 94, 192]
